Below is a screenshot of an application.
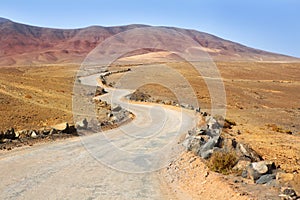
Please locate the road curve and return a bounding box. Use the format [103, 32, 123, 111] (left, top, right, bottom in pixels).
[0, 74, 196, 200]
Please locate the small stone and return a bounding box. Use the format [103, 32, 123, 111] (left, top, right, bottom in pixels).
[204, 171, 209, 177]
[49, 128, 57, 135]
[14, 131, 20, 138]
[76, 118, 88, 129]
[283, 188, 296, 196]
[189, 157, 196, 163]
[30, 131, 38, 139]
[279, 188, 299, 200]
[241, 170, 248, 178]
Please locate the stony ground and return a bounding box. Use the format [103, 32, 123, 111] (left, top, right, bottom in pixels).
[0, 59, 299, 199]
[161, 151, 282, 200]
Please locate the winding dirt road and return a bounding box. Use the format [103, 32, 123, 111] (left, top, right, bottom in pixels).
[0, 73, 196, 199]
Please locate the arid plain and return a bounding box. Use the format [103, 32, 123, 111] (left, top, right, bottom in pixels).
[0, 17, 300, 199]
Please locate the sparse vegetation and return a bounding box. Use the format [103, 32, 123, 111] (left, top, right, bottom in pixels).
[266, 124, 293, 134]
[208, 150, 238, 175]
[225, 118, 236, 126]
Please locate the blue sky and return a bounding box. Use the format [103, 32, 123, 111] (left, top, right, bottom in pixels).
[1, 0, 299, 57]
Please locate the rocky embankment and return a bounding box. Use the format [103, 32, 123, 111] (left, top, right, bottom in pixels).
[182, 111, 300, 199]
[0, 123, 78, 151]
[0, 80, 133, 151]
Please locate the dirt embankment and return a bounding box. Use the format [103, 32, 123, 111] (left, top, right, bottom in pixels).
[0, 66, 133, 151]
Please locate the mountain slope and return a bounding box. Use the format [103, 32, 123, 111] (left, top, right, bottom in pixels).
[0, 17, 298, 66]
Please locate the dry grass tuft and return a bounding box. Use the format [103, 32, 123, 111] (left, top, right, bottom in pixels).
[208, 151, 238, 175]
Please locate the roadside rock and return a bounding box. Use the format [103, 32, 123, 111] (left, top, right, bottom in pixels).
[243, 161, 276, 181]
[30, 131, 38, 139]
[95, 86, 107, 96]
[180, 103, 194, 110]
[5, 128, 16, 140]
[236, 143, 262, 162]
[62, 124, 77, 135]
[256, 174, 276, 184]
[279, 188, 299, 200]
[111, 105, 122, 113]
[183, 113, 261, 163]
[252, 161, 270, 174]
[52, 123, 69, 131]
[49, 128, 57, 135]
[52, 123, 77, 135]
[108, 105, 132, 125]
[182, 136, 202, 154]
[130, 90, 151, 102]
[233, 160, 251, 172]
[76, 118, 88, 130]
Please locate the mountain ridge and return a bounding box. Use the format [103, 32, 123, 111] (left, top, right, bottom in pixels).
[0, 17, 298, 66]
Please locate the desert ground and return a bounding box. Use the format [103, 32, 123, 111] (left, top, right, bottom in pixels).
[0, 55, 299, 198]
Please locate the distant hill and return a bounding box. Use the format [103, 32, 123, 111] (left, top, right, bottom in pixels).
[0, 17, 298, 66]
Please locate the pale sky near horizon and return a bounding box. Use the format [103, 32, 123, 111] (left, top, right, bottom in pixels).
[1, 0, 299, 57]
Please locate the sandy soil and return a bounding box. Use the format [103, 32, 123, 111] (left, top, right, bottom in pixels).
[0, 65, 78, 130]
[0, 59, 299, 198]
[160, 151, 281, 200]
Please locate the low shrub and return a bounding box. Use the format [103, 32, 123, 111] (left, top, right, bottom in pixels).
[208, 150, 238, 175]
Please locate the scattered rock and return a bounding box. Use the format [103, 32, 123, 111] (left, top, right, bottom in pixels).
[180, 103, 194, 110]
[233, 160, 251, 172]
[222, 138, 237, 151]
[62, 124, 77, 135]
[52, 123, 69, 131]
[49, 128, 57, 135]
[76, 118, 88, 130]
[41, 130, 50, 135]
[30, 131, 38, 139]
[256, 174, 276, 184]
[279, 188, 299, 200]
[182, 136, 202, 154]
[236, 143, 262, 162]
[130, 90, 151, 102]
[252, 161, 270, 174]
[95, 86, 107, 96]
[52, 123, 77, 135]
[243, 161, 276, 181]
[4, 128, 16, 140]
[111, 105, 122, 113]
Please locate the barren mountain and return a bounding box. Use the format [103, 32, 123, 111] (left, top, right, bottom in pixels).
[0, 17, 298, 66]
